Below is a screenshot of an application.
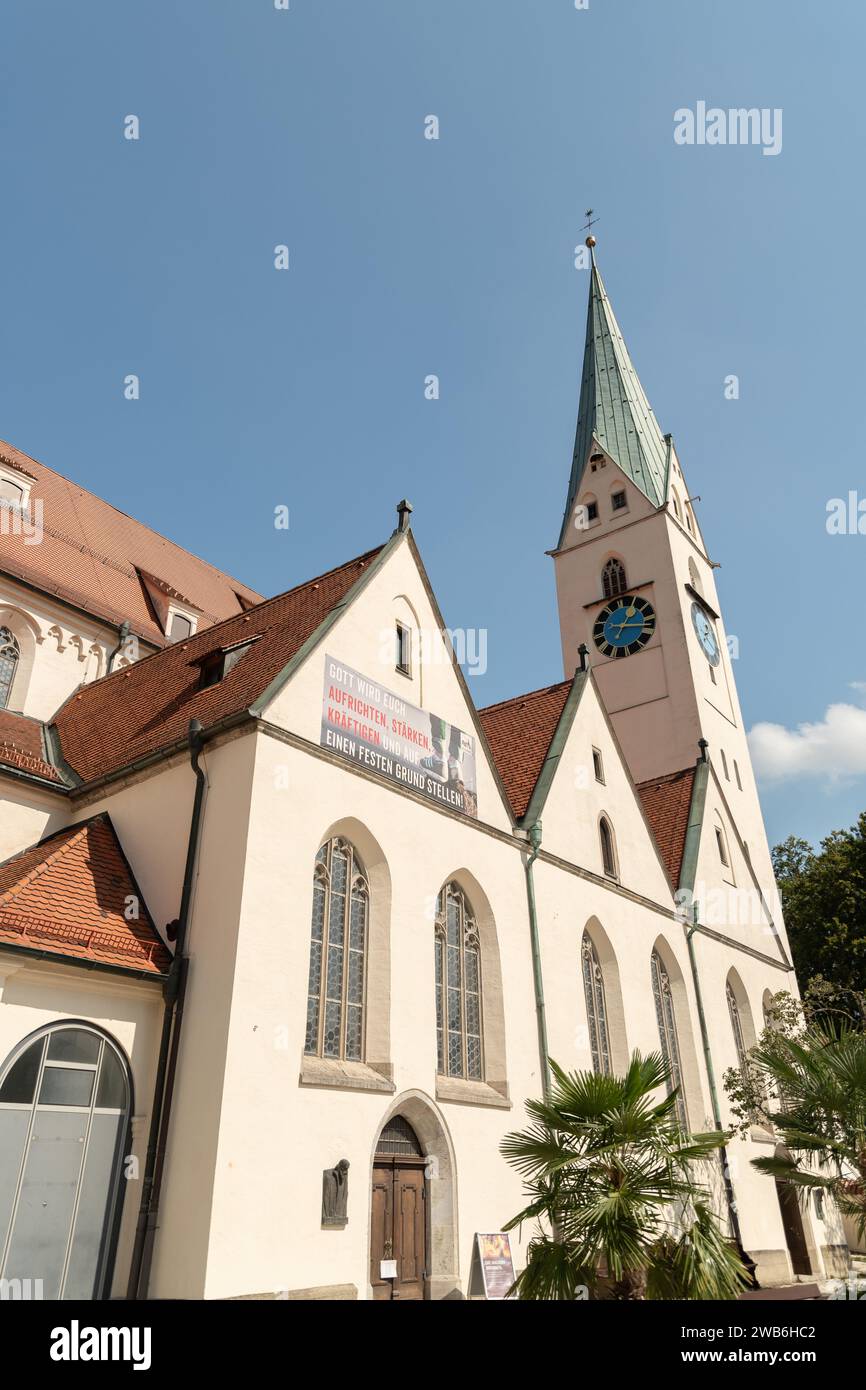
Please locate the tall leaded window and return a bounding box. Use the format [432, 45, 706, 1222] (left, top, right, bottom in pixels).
[581, 932, 611, 1074]
[651, 948, 687, 1129]
[305, 837, 368, 1061]
[435, 882, 482, 1080]
[727, 981, 748, 1074]
[0, 628, 20, 709]
[602, 558, 627, 598]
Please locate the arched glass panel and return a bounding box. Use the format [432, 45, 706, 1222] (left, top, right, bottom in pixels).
[435, 883, 483, 1081]
[601, 558, 627, 599]
[305, 837, 368, 1061]
[599, 818, 617, 878]
[581, 933, 611, 1075]
[0, 1024, 130, 1299]
[0, 628, 20, 709]
[650, 949, 687, 1130]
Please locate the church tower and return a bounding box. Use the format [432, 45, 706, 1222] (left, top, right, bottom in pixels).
[551, 239, 776, 898]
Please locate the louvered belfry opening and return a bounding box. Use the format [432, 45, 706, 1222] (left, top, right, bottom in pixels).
[375, 1115, 423, 1157]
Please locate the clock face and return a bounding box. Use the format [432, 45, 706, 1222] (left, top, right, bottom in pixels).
[592, 594, 656, 658]
[691, 601, 720, 666]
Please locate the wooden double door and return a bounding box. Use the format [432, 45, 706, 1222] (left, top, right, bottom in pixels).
[371, 1157, 427, 1300]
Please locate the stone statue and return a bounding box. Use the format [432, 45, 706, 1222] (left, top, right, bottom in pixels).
[321, 1158, 350, 1228]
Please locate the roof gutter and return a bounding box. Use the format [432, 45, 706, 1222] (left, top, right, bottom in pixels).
[523, 822, 551, 1101]
[127, 718, 206, 1301]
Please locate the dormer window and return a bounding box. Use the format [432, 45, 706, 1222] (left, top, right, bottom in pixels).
[0, 477, 24, 508]
[169, 612, 193, 642]
[197, 638, 258, 690]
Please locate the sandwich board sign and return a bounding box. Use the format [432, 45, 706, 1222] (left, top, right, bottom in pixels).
[475, 1232, 516, 1300]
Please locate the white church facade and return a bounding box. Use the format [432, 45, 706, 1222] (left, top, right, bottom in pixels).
[0, 250, 849, 1300]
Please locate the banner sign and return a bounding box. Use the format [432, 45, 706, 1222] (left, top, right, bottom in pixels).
[476, 1233, 516, 1300]
[321, 655, 478, 818]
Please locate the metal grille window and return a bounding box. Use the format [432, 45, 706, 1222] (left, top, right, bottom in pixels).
[581, 933, 611, 1075]
[376, 1115, 423, 1157]
[0, 628, 19, 709]
[651, 948, 688, 1130]
[305, 838, 368, 1061]
[601, 558, 627, 598]
[435, 883, 482, 1081]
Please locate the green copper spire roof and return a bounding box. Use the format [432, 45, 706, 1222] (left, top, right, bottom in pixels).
[558, 252, 670, 549]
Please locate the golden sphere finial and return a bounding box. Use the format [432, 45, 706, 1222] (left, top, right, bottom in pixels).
[585, 234, 597, 248]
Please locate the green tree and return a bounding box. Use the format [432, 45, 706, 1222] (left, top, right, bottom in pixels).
[744, 1026, 866, 1242]
[772, 815, 866, 1001]
[500, 1054, 750, 1300]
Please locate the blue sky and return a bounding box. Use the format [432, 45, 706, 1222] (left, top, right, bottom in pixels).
[1, 1, 864, 850]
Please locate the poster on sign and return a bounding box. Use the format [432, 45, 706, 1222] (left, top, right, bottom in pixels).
[475, 1233, 516, 1300]
[321, 656, 478, 818]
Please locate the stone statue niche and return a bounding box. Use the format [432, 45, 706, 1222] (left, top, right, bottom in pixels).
[321, 1159, 350, 1229]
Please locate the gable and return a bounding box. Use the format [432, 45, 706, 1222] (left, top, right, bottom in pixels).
[506, 672, 674, 902]
[0, 813, 170, 975]
[260, 535, 515, 832]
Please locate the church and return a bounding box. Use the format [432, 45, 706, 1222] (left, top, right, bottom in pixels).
[0, 245, 849, 1301]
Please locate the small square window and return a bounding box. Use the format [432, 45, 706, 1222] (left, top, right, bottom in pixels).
[396, 621, 412, 676]
[585, 500, 599, 522]
[592, 748, 604, 783]
[611, 490, 627, 512]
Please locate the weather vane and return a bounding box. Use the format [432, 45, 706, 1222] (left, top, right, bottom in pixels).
[582, 207, 598, 247]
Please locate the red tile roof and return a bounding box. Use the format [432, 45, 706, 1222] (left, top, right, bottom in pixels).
[479, 680, 572, 820]
[0, 440, 263, 643]
[51, 545, 386, 786]
[0, 709, 63, 784]
[0, 814, 170, 974]
[636, 766, 696, 888]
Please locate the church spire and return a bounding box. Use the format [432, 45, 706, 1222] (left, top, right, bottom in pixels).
[557, 244, 669, 549]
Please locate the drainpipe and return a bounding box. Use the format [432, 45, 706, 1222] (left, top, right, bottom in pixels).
[127, 718, 207, 1300]
[523, 822, 551, 1100]
[107, 620, 130, 674]
[684, 904, 757, 1286]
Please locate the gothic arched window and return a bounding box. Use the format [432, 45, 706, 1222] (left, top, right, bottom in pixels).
[435, 882, 482, 1080]
[650, 948, 687, 1129]
[601, 558, 627, 599]
[0, 628, 20, 709]
[599, 816, 618, 878]
[727, 980, 748, 1075]
[581, 932, 611, 1075]
[305, 837, 368, 1061]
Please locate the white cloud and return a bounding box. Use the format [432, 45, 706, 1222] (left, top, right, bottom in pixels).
[748, 701, 866, 783]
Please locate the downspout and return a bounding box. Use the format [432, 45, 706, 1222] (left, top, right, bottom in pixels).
[523, 822, 551, 1100]
[679, 739, 757, 1284]
[107, 620, 131, 674]
[684, 907, 757, 1286]
[127, 718, 207, 1299]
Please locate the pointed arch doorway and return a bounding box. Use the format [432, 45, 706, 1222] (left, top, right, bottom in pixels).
[369, 1096, 459, 1301]
[774, 1147, 811, 1277]
[371, 1115, 428, 1301]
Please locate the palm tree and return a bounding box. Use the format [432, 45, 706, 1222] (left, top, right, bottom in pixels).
[748, 1026, 866, 1240]
[500, 1053, 750, 1299]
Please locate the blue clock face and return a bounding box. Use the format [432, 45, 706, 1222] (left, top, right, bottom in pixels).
[691, 601, 720, 666]
[593, 594, 656, 658]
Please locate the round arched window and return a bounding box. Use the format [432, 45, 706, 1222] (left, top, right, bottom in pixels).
[0, 1023, 131, 1299]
